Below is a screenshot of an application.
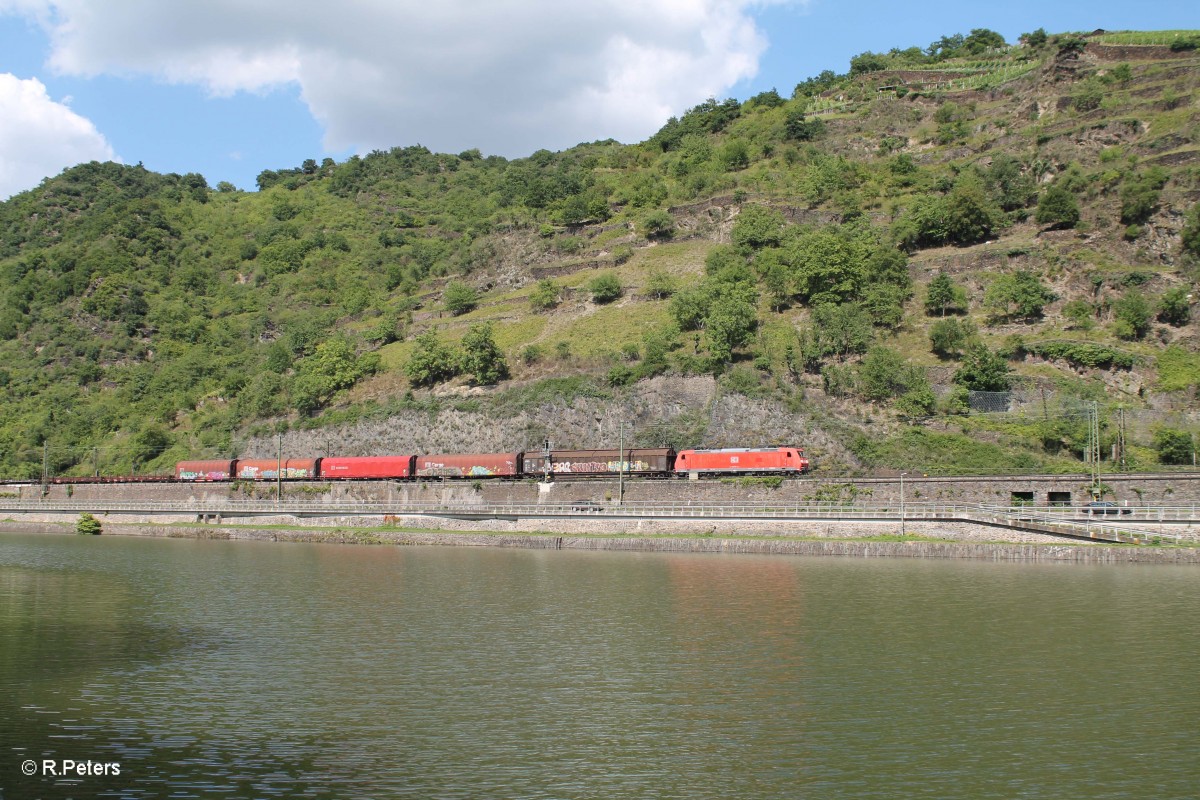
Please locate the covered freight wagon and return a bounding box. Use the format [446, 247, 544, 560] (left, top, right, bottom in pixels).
[415, 453, 521, 478]
[318, 456, 415, 480]
[522, 448, 674, 477]
[235, 459, 319, 480]
[674, 447, 809, 476]
[176, 460, 237, 481]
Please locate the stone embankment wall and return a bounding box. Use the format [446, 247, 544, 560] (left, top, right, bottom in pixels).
[21, 472, 1200, 507]
[9, 520, 1198, 565]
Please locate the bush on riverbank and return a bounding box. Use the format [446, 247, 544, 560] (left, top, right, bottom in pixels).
[76, 513, 102, 535]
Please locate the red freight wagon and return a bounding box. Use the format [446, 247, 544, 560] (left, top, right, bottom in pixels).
[674, 447, 809, 476]
[522, 448, 674, 477]
[415, 453, 521, 478]
[235, 459, 319, 480]
[176, 459, 237, 481]
[318, 456, 416, 480]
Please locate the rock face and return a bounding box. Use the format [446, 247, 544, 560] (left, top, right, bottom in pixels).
[243, 375, 857, 466]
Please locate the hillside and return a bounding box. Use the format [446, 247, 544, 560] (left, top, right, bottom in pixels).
[2, 28, 1199, 479]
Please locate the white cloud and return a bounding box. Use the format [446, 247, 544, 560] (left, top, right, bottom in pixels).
[9, 0, 791, 158]
[0, 72, 116, 199]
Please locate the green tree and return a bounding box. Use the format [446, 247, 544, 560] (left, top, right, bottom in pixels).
[644, 269, 677, 300]
[669, 287, 710, 332]
[443, 281, 479, 316]
[529, 279, 560, 311]
[963, 28, 1006, 53]
[404, 331, 460, 387]
[1154, 428, 1194, 465]
[929, 317, 976, 358]
[719, 139, 750, 171]
[810, 303, 874, 359]
[785, 227, 867, 306]
[460, 323, 509, 385]
[1112, 288, 1151, 340]
[293, 336, 376, 412]
[705, 292, 757, 364]
[1157, 286, 1191, 327]
[1035, 185, 1080, 229]
[1022, 28, 1048, 48]
[1182, 203, 1200, 259]
[984, 271, 1055, 320]
[76, 513, 102, 535]
[1062, 299, 1095, 330]
[130, 425, 171, 466]
[859, 283, 907, 330]
[924, 273, 967, 316]
[1119, 169, 1168, 225]
[731, 205, 786, 251]
[857, 347, 929, 402]
[589, 272, 623, 303]
[954, 342, 1011, 391]
[784, 111, 825, 141]
[639, 209, 675, 239]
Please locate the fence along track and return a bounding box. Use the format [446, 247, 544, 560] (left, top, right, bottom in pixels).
[3, 499, 1196, 545]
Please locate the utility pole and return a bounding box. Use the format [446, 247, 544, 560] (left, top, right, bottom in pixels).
[42, 442, 48, 486]
[1088, 401, 1101, 498]
[276, 432, 283, 507]
[618, 420, 625, 507]
[900, 472, 907, 537]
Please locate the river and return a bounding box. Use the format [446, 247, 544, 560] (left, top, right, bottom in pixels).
[1, 532, 1197, 799]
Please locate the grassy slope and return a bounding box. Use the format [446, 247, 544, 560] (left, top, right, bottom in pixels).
[0, 31, 1198, 478]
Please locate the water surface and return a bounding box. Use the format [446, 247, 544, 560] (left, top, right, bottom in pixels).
[1, 532, 1197, 799]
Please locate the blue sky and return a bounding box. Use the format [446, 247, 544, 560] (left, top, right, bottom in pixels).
[0, 0, 1195, 198]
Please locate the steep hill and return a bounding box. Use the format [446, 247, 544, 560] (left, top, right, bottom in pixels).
[2, 28, 1199, 479]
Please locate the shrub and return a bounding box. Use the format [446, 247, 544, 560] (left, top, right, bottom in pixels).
[953, 343, 1011, 391]
[76, 513, 102, 535]
[924, 274, 968, 317]
[443, 280, 478, 316]
[1154, 429, 1194, 465]
[1025, 340, 1136, 370]
[460, 323, 509, 385]
[404, 331, 460, 387]
[1119, 168, 1168, 225]
[984, 271, 1055, 320]
[644, 269, 677, 300]
[784, 111, 825, 141]
[588, 272, 623, 304]
[1113, 289, 1152, 340]
[1035, 186, 1080, 229]
[1180, 204, 1200, 259]
[529, 279, 560, 312]
[639, 210, 675, 239]
[1157, 287, 1191, 327]
[521, 344, 543, 365]
[929, 318, 975, 358]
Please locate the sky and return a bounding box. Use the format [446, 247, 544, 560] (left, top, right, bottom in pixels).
[0, 0, 1196, 199]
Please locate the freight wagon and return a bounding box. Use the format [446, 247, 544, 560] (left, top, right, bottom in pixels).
[674, 447, 809, 476]
[318, 456, 416, 480]
[522, 448, 675, 477]
[176, 459, 238, 481]
[235, 459, 319, 480]
[415, 453, 522, 478]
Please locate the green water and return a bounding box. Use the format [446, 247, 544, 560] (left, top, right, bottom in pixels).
[1, 532, 1197, 799]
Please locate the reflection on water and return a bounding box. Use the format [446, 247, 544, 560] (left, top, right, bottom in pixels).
[1, 533, 1198, 799]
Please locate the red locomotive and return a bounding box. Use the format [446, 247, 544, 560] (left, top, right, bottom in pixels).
[674, 447, 809, 477]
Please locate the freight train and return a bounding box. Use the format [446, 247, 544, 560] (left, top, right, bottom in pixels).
[170, 446, 809, 482]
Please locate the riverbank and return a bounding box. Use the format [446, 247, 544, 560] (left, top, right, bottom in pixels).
[4, 519, 1198, 564]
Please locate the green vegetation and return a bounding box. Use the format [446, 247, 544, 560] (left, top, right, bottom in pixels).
[1, 27, 1198, 479]
[76, 513, 102, 535]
